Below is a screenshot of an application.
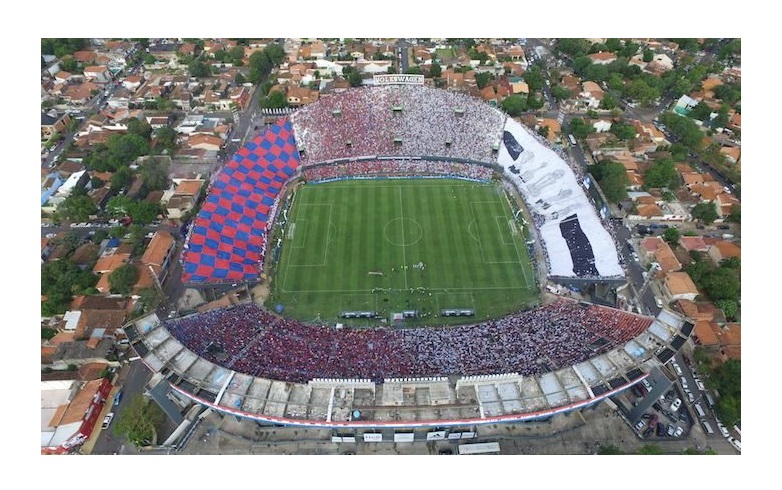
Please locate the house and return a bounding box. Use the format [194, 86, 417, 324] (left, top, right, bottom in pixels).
[588, 51, 617, 65]
[121, 75, 144, 92]
[663, 271, 700, 301]
[83, 66, 111, 83]
[717, 323, 741, 361]
[580, 81, 604, 109]
[41, 378, 114, 454]
[693, 319, 721, 348]
[719, 145, 741, 164]
[41, 172, 65, 206]
[715, 191, 741, 218]
[93, 251, 132, 294]
[707, 241, 740, 265]
[141, 230, 176, 285]
[286, 85, 319, 107]
[162, 179, 205, 220]
[41, 111, 72, 141]
[187, 133, 222, 151]
[537, 118, 561, 143]
[652, 239, 682, 272]
[679, 236, 709, 253]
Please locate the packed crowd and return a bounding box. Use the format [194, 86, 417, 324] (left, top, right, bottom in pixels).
[290, 85, 507, 164]
[163, 300, 653, 384]
[302, 159, 493, 182]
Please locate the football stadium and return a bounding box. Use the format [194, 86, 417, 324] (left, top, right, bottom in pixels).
[127, 78, 693, 438]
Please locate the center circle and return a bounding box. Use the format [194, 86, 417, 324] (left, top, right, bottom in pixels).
[384, 218, 423, 247]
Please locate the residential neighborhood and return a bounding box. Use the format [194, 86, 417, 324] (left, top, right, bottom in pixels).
[40, 37, 740, 459]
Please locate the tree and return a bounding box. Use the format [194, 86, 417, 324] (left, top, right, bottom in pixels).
[527, 94, 544, 110]
[703, 267, 740, 302]
[56, 194, 97, 223]
[235, 72, 246, 85]
[638, 444, 664, 455]
[642, 49, 654, 63]
[690, 202, 719, 224]
[551, 85, 571, 101]
[127, 118, 153, 140]
[113, 394, 166, 446]
[663, 227, 680, 244]
[90, 176, 106, 189]
[138, 157, 170, 192]
[109, 263, 138, 295]
[229, 45, 246, 63]
[600, 93, 618, 110]
[642, 157, 679, 190]
[568, 118, 594, 139]
[597, 444, 623, 455]
[475, 71, 494, 89]
[726, 206, 740, 224]
[137, 287, 164, 315]
[110, 166, 133, 193]
[41, 259, 97, 315]
[500, 94, 527, 117]
[260, 89, 289, 109]
[153, 126, 178, 155]
[523, 68, 545, 91]
[716, 299, 739, 320]
[429, 62, 441, 78]
[188, 60, 212, 78]
[537, 125, 549, 138]
[589, 160, 629, 203]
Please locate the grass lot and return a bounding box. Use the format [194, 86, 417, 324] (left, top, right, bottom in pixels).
[268, 179, 539, 326]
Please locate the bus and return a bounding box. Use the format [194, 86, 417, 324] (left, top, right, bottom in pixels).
[568, 134, 577, 146]
[457, 442, 501, 455]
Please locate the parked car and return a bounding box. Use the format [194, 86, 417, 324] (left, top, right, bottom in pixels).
[101, 412, 114, 429]
[670, 398, 682, 412]
[634, 420, 645, 431]
[674, 426, 684, 437]
[114, 391, 123, 406]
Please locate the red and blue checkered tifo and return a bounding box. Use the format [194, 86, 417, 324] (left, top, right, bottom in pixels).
[181, 118, 300, 284]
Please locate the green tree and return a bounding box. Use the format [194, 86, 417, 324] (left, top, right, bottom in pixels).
[113, 394, 166, 447]
[716, 299, 739, 320]
[590, 160, 629, 203]
[643, 157, 680, 190]
[109, 263, 138, 295]
[138, 157, 170, 192]
[600, 93, 618, 110]
[663, 227, 680, 244]
[568, 118, 594, 139]
[537, 125, 550, 138]
[41, 259, 98, 315]
[597, 444, 623, 455]
[527, 94, 544, 110]
[642, 49, 654, 63]
[551, 85, 571, 101]
[137, 287, 164, 315]
[56, 194, 97, 223]
[611, 122, 637, 140]
[188, 60, 212, 78]
[703, 267, 740, 301]
[153, 127, 178, 155]
[690, 201, 719, 224]
[91, 176, 106, 189]
[500, 94, 527, 117]
[110, 166, 133, 193]
[429, 62, 441, 78]
[523, 68, 545, 91]
[260, 90, 289, 109]
[475, 72, 494, 90]
[638, 444, 664, 455]
[229, 45, 246, 63]
[127, 118, 153, 140]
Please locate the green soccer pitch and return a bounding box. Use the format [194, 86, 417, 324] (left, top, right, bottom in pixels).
[268, 179, 539, 325]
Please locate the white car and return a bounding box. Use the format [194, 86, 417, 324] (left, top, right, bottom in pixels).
[673, 426, 684, 437]
[670, 398, 682, 412]
[696, 379, 705, 391]
[101, 412, 114, 429]
[728, 437, 741, 452]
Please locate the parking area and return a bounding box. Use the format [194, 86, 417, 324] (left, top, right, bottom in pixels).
[617, 371, 693, 441]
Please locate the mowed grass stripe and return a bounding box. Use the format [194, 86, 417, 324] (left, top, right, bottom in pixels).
[271, 179, 537, 324]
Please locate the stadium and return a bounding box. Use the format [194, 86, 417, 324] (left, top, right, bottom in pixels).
[127, 77, 693, 439]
